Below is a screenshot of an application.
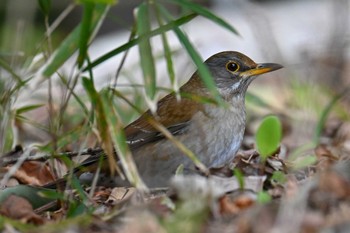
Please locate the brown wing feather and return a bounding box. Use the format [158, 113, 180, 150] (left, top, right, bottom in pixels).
[124, 91, 203, 149]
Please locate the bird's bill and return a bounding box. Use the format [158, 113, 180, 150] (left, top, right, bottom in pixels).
[241, 63, 283, 76]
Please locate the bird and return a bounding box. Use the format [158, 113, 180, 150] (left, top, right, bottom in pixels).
[57, 51, 283, 188]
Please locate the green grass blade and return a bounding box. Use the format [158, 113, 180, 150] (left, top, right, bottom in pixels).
[15, 104, 44, 115]
[154, 4, 177, 92]
[40, 4, 110, 78]
[246, 92, 271, 109]
[0, 57, 24, 84]
[77, 2, 95, 68]
[83, 13, 197, 71]
[101, 91, 147, 190]
[158, 6, 224, 106]
[136, 3, 157, 102]
[170, 0, 239, 35]
[37, 0, 51, 16]
[313, 87, 349, 145]
[82, 77, 119, 175]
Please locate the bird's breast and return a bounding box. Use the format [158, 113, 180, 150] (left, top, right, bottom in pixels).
[187, 101, 246, 167]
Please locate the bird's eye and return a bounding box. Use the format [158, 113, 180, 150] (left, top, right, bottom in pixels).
[226, 61, 240, 72]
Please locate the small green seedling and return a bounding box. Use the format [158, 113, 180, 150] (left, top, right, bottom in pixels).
[233, 168, 245, 190]
[256, 115, 282, 161]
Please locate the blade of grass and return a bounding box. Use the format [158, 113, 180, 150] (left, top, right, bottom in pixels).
[154, 4, 178, 93]
[158, 6, 225, 106]
[15, 104, 44, 115]
[38, 0, 51, 16]
[77, 2, 95, 68]
[40, 4, 110, 78]
[136, 3, 157, 104]
[313, 87, 350, 145]
[169, 0, 239, 35]
[83, 13, 197, 71]
[0, 57, 24, 85]
[82, 77, 121, 176]
[101, 91, 147, 190]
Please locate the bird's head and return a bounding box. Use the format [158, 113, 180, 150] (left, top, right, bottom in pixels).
[204, 51, 283, 99]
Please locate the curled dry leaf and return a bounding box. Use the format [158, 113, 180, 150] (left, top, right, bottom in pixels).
[8, 161, 56, 186]
[105, 187, 135, 206]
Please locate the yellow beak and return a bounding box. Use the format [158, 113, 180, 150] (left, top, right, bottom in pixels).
[241, 63, 283, 77]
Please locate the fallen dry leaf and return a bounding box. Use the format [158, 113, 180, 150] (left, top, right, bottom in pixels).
[9, 161, 56, 186]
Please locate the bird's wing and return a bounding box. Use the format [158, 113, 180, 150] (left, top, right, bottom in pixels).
[125, 92, 203, 150]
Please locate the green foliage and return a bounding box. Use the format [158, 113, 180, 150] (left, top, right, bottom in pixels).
[271, 171, 287, 184]
[257, 191, 272, 204]
[291, 155, 317, 170]
[41, 4, 109, 78]
[0, 185, 53, 209]
[136, 3, 157, 103]
[233, 168, 245, 190]
[256, 115, 282, 160]
[83, 13, 197, 71]
[38, 0, 51, 16]
[0, 0, 239, 203]
[313, 88, 349, 145]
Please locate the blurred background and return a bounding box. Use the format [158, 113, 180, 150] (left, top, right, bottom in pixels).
[0, 0, 349, 154]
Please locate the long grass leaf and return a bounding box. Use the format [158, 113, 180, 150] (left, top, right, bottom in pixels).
[169, 0, 239, 35]
[82, 77, 120, 176]
[154, 4, 177, 93]
[40, 4, 109, 78]
[101, 91, 147, 190]
[136, 3, 157, 102]
[15, 104, 44, 115]
[77, 2, 95, 68]
[158, 6, 224, 106]
[83, 13, 197, 71]
[313, 87, 350, 145]
[0, 58, 24, 84]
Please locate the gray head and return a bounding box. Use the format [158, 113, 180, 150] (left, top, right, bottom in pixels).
[204, 51, 283, 99]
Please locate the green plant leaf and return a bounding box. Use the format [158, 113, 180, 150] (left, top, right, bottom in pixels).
[83, 13, 197, 71]
[41, 4, 110, 78]
[136, 3, 157, 102]
[77, 2, 95, 68]
[270, 171, 287, 184]
[292, 155, 317, 170]
[15, 104, 44, 115]
[233, 168, 245, 190]
[169, 0, 239, 35]
[246, 92, 271, 109]
[101, 90, 147, 190]
[154, 5, 177, 93]
[82, 77, 118, 175]
[313, 88, 349, 145]
[38, 0, 51, 16]
[256, 115, 282, 159]
[0, 185, 53, 209]
[0, 57, 24, 85]
[158, 6, 225, 106]
[257, 191, 272, 204]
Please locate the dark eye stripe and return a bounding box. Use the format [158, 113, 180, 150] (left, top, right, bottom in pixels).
[226, 61, 240, 72]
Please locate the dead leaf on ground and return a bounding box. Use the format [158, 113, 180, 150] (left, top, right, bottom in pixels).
[7, 161, 56, 186]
